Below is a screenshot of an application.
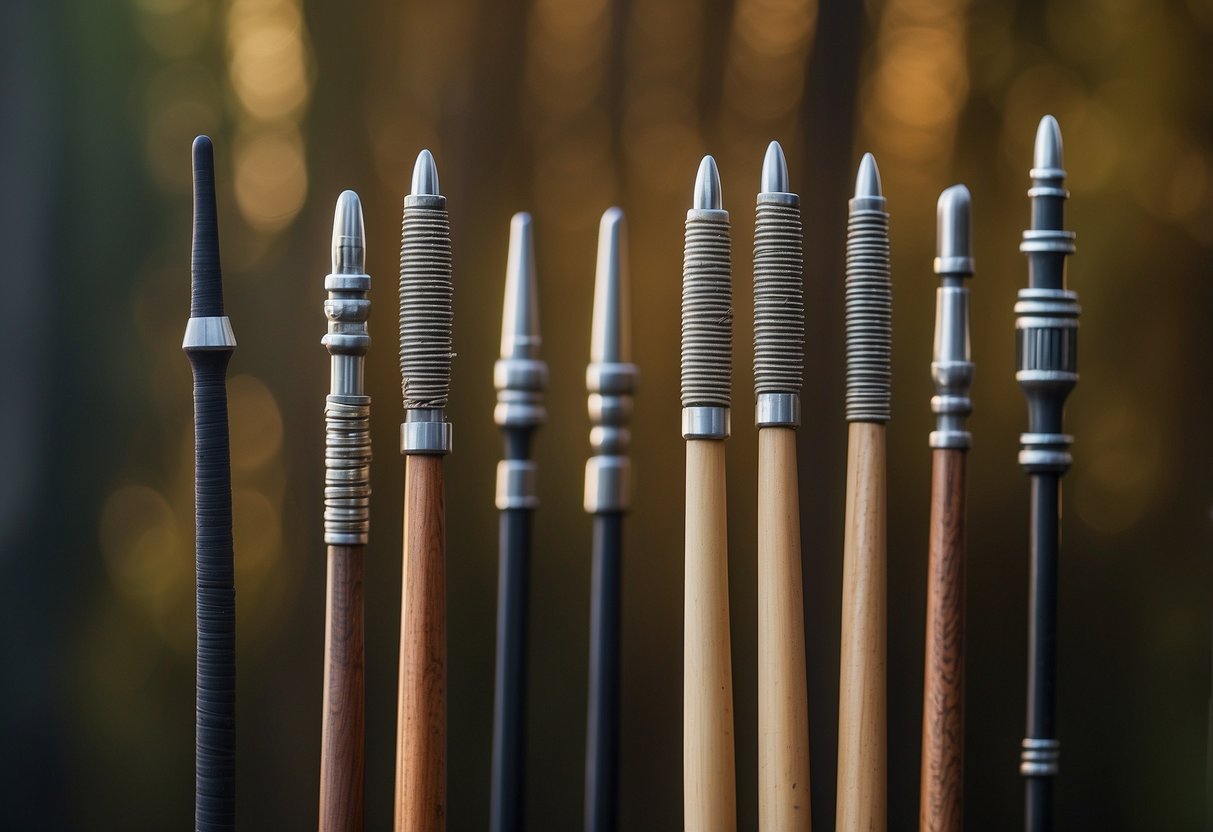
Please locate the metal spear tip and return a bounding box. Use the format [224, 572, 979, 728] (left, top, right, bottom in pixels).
[591, 206, 630, 364]
[410, 148, 441, 196]
[499, 212, 541, 360]
[693, 155, 723, 210]
[759, 140, 789, 195]
[1033, 114, 1064, 173]
[331, 190, 366, 274]
[934, 184, 974, 276]
[854, 152, 883, 199]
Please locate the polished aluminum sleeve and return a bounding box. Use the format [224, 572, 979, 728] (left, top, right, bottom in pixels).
[844, 154, 892, 424]
[930, 185, 975, 450]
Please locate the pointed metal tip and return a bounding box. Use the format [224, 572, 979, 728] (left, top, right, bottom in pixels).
[760, 141, 789, 194]
[693, 155, 723, 210]
[591, 206, 630, 363]
[935, 184, 973, 275]
[331, 190, 366, 274]
[410, 149, 440, 196]
[500, 211, 540, 360]
[1033, 115, 1064, 172]
[854, 152, 883, 199]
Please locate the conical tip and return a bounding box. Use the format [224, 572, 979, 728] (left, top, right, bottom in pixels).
[410, 148, 440, 196]
[331, 190, 366, 274]
[591, 206, 630, 363]
[500, 212, 539, 360]
[1033, 115, 1064, 172]
[760, 141, 789, 194]
[693, 155, 723, 210]
[854, 152, 883, 199]
[935, 184, 973, 274]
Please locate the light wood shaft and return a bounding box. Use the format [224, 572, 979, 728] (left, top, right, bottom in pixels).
[395, 456, 447, 832]
[683, 439, 737, 831]
[320, 544, 366, 832]
[758, 428, 811, 831]
[919, 449, 966, 832]
[835, 423, 887, 832]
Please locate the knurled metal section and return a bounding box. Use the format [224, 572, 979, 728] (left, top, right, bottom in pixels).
[324, 396, 371, 544]
[399, 200, 453, 409]
[753, 201, 803, 396]
[844, 203, 891, 422]
[681, 211, 732, 408]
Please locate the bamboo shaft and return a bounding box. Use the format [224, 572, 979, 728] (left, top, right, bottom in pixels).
[395, 456, 447, 832]
[320, 544, 366, 832]
[683, 439, 737, 831]
[758, 427, 811, 831]
[919, 449, 966, 832]
[835, 422, 887, 832]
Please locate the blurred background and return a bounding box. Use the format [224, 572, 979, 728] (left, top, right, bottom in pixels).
[2, 0, 1211, 828]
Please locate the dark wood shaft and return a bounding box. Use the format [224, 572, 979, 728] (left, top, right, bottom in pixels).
[320, 544, 366, 832]
[919, 449, 967, 832]
[395, 456, 447, 832]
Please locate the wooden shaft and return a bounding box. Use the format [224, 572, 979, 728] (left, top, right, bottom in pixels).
[683, 439, 737, 831]
[320, 544, 366, 832]
[395, 456, 447, 832]
[919, 449, 967, 832]
[758, 427, 811, 831]
[835, 422, 887, 832]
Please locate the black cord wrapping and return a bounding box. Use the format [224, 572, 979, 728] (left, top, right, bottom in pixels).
[189, 352, 236, 832]
[584, 512, 623, 832]
[191, 136, 224, 318]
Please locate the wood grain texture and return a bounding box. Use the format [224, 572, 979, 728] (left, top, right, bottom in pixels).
[684, 439, 737, 832]
[320, 544, 366, 832]
[758, 428, 812, 831]
[394, 456, 447, 832]
[835, 423, 887, 832]
[919, 449, 966, 832]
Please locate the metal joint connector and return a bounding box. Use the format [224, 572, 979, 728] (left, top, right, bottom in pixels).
[682, 406, 730, 439]
[756, 393, 799, 427]
[496, 460, 538, 510]
[183, 316, 237, 351]
[401, 407, 452, 454]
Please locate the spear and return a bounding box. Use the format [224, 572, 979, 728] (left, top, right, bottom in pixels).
[753, 141, 811, 831]
[319, 190, 372, 832]
[682, 155, 737, 831]
[836, 152, 890, 832]
[919, 185, 974, 832]
[182, 134, 238, 832]
[395, 149, 454, 832]
[490, 213, 546, 832]
[583, 207, 635, 832]
[1016, 115, 1079, 832]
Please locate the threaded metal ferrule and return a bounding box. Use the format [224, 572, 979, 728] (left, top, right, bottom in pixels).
[754, 194, 803, 426]
[681, 209, 732, 413]
[844, 193, 891, 423]
[398, 193, 453, 411]
[324, 397, 371, 544]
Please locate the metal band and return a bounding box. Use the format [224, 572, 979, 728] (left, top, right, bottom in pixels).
[494, 358, 548, 428]
[496, 459, 538, 510]
[682, 406, 729, 439]
[401, 407, 452, 454]
[324, 396, 371, 544]
[584, 455, 630, 513]
[756, 393, 800, 427]
[182, 316, 237, 351]
[1019, 738, 1060, 776]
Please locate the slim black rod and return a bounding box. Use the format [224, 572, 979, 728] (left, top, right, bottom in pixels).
[584, 512, 623, 832]
[1025, 474, 1059, 829]
[490, 432, 534, 832]
[185, 135, 237, 832]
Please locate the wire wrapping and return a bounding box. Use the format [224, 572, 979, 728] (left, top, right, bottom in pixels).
[753, 200, 804, 396]
[399, 199, 453, 409]
[844, 199, 892, 423]
[324, 397, 371, 544]
[681, 211, 732, 408]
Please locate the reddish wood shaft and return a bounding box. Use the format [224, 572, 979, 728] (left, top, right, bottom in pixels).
[320, 544, 366, 832]
[919, 449, 967, 832]
[395, 456, 447, 832]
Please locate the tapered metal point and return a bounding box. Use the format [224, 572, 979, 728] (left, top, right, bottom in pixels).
[934, 185, 974, 276]
[591, 207, 630, 364]
[411, 148, 441, 196]
[693, 155, 723, 211]
[1033, 115, 1064, 174]
[332, 190, 366, 275]
[854, 152, 883, 199]
[500, 213, 541, 362]
[759, 141, 790, 195]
